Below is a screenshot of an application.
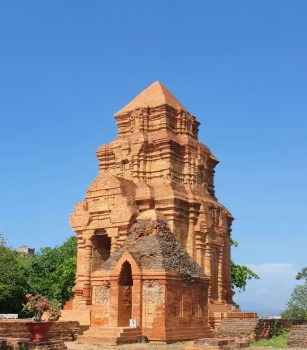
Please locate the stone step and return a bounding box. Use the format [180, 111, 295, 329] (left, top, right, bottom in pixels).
[164, 333, 212, 340]
[78, 335, 118, 345]
[119, 332, 142, 338]
[117, 336, 142, 344]
[82, 331, 121, 338]
[120, 327, 141, 333]
[82, 330, 126, 337]
[80, 326, 142, 345]
[164, 330, 212, 337]
[0, 333, 29, 338]
[190, 337, 251, 350]
[83, 331, 141, 339]
[79, 334, 142, 345]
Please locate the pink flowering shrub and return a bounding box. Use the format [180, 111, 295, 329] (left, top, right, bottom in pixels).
[47, 300, 61, 320]
[22, 294, 50, 322]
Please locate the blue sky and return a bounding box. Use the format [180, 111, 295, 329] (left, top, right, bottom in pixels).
[0, 1, 306, 310]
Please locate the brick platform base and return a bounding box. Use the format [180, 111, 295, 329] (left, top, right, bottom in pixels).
[185, 337, 250, 350]
[0, 321, 82, 341]
[288, 325, 307, 347]
[217, 319, 259, 340]
[217, 318, 307, 342]
[79, 326, 143, 345]
[0, 338, 67, 350]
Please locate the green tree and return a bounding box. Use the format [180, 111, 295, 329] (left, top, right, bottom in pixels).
[0, 234, 30, 313]
[27, 236, 77, 304]
[281, 267, 307, 320]
[0, 234, 77, 313]
[1, 232, 259, 312]
[231, 238, 260, 291]
[296, 267, 307, 282]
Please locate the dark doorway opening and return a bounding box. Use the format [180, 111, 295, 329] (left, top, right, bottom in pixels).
[92, 233, 111, 271]
[118, 261, 133, 326]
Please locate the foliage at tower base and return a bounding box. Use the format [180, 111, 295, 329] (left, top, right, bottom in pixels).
[0, 234, 76, 314]
[281, 267, 307, 320]
[27, 236, 76, 303]
[230, 239, 260, 291]
[0, 235, 29, 313]
[0, 234, 258, 313]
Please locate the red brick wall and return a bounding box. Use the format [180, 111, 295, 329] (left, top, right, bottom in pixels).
[142, 279, 211, 341]
[0, 321, 81, 341]
[218, 319, 307, 341]
[288, 325, 307, 347]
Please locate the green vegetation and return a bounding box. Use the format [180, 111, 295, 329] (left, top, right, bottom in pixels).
[281, 266, 307, 320]
[251, 330, 289, 348]
[231, 238, 260, 291]
[27, 236, 77, 302]
[0, 234, 29, 313]
[0, 234, 76, 314]
[251, 320, 289, 348]
[296, 267, 307, 281]
[0, 234, 259, 313]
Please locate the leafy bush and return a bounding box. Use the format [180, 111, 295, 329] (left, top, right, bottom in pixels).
[231, 239, 260, 291]
[251, 330, 289, 348]
[0, 234, 77, 313]
[0, 234, 30, 313]
[281, 267, 307, 320]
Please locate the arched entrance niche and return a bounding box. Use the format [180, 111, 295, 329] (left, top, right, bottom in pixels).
[117, 261, 133, 326]
[91, 230, 111, 272]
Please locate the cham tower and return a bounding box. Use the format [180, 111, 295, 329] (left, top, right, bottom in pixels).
[63, 82, 255, 344]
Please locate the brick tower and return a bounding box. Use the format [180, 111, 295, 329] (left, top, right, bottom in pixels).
[63, 82, 250, 343]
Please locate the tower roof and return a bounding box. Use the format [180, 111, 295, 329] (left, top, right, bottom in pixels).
[115, 81, 187, 115]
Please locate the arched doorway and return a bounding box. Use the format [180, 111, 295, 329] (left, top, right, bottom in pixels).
[91, 230, 111, 272]
[118, 261, 133, 326]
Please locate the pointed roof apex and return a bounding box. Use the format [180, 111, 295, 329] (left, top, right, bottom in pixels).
[115, 81, 187, 115]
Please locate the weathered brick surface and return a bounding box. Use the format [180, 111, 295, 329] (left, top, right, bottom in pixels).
[288, 325, 307, 347]
[80, 221, 213, 343]
[255, 319, 307, 340]
[185, 337, 251, 350]
[0, 321, 81, 341]
[218, 319, 307, 341]
[217, 319, 259, 340]
[0, 338, 67, 350]
[66, 81, 256, 343]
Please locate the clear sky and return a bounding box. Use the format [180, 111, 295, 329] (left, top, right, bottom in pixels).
[0, 1, 306, 310]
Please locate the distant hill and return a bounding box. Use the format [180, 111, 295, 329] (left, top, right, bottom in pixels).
[238, 301, 283, 318]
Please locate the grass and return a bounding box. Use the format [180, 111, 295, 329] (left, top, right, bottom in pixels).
[251, 331, 289, 348]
